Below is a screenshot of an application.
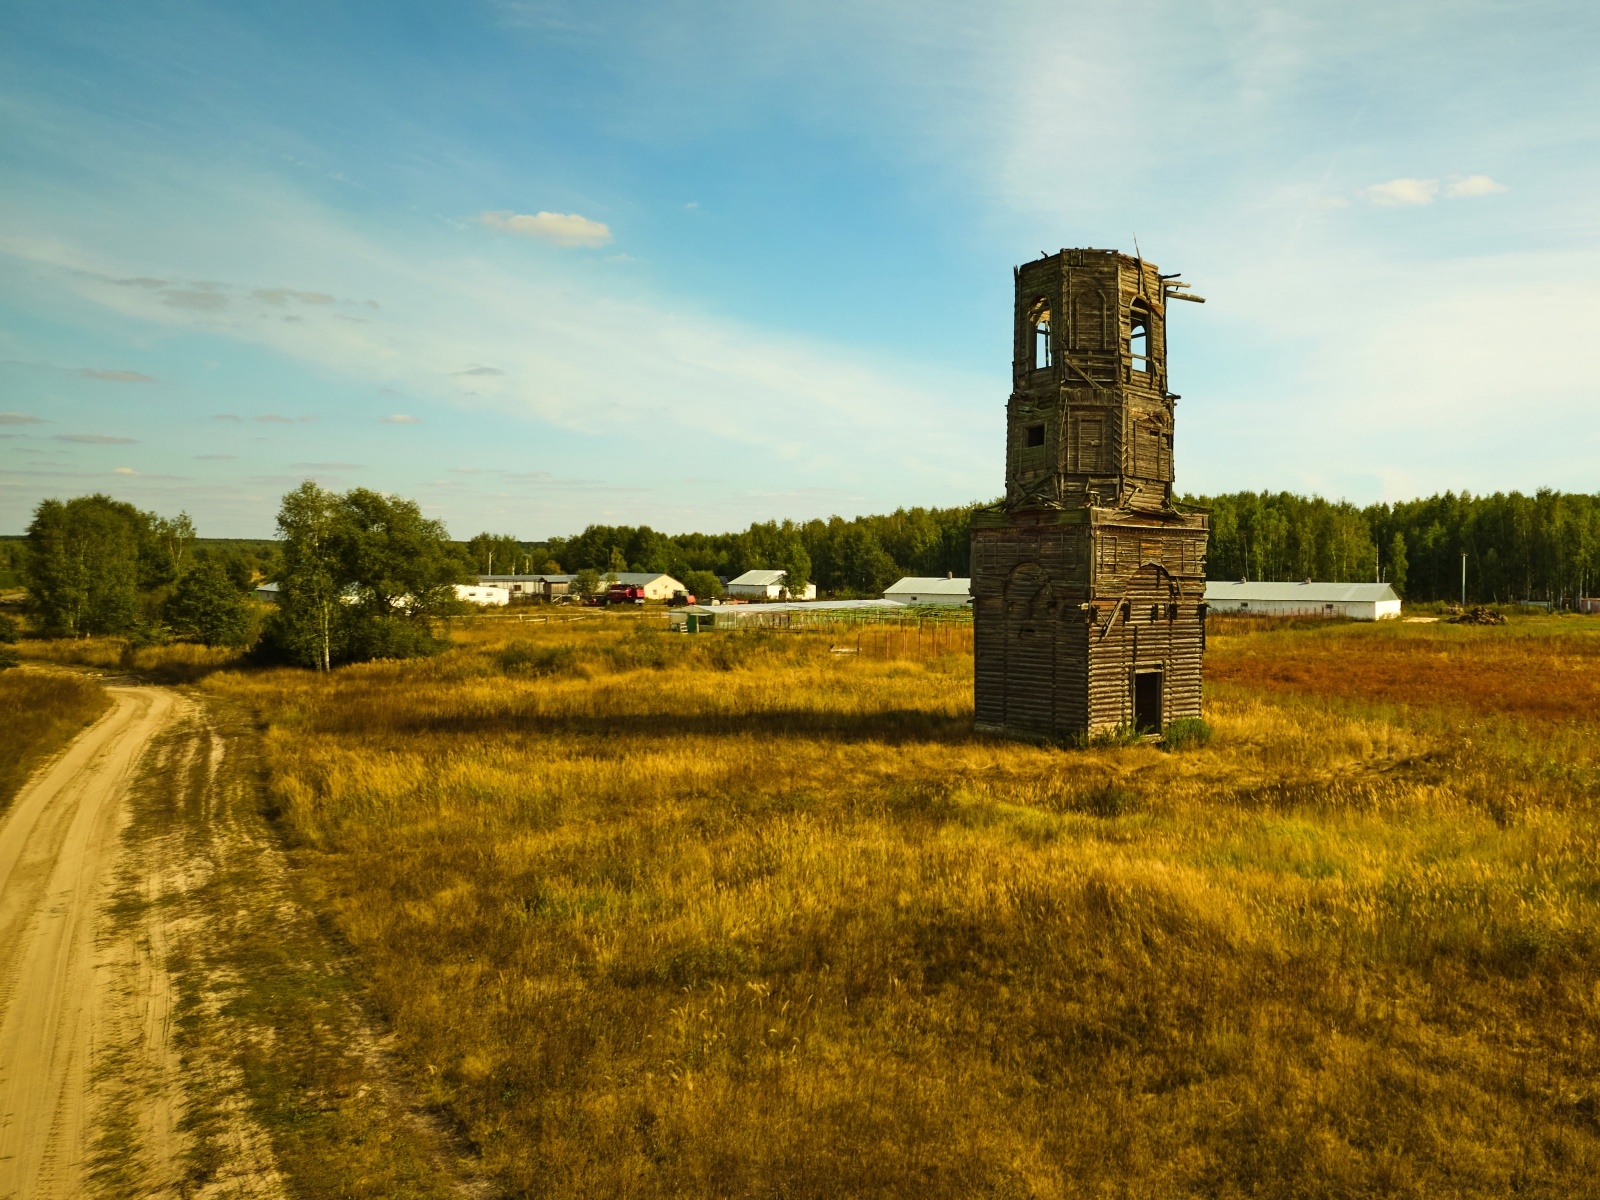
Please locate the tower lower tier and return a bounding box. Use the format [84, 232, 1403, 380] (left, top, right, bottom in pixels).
[971, 510, 1208, 739]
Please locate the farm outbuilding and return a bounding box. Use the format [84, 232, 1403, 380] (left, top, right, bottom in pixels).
[455, 584, 510, 607]
[884, 577, 971, 607]
[725, 570, 816, 601]
[1204, 581, 1401, 620]
[605, 572, 689, 601]
[477, 574, 574, 600]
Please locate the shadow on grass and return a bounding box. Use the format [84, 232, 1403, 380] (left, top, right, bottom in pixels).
[335, 705, 990, 747]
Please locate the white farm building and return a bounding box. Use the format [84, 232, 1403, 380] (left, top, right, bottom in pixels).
[1204, 581, 1401, 621]
[455, 583, 510, 607]
[883, 576, 972, 607]
[725, 569, 817, 601]
[605, 572, 689, 601]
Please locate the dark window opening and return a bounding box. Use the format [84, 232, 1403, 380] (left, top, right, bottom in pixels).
[1128, 311, 1150, 373]
[1150, 605, 1161, 624]
[1133, 670, 1163, 733]
[1168, 603, 1179, 621]
[1033, 308, 1052, 369]
[1025, 423, 1045, 448]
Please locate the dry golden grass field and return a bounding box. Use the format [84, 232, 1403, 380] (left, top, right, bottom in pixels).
[0, 667, 110, 812]
[186, 612, 1600, 1198]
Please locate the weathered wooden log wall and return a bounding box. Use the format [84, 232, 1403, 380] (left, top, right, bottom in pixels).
[973, 248, 1208, 739]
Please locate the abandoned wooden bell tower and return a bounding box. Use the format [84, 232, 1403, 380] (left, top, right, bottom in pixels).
[971, 248, 1209, 739]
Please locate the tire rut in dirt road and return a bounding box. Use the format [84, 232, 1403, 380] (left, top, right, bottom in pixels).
[0, 686, 175, 1198]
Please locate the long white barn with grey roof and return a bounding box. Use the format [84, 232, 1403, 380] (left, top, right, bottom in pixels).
[725, 569, 816, 600]
[883, 576, 972, 606]
[1204, 581, 1401, 620]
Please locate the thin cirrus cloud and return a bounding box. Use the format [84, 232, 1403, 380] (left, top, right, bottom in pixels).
[382, 414, 420, 423]
[253, 287, 335, 306]
[455, 365, 504, 377]
[54, 433, 137, 444]
[0, 412, 44, 425]
[1360, 175, 1508, 206]
[480, 210, 612, 248]
[78, 367, 155, 382]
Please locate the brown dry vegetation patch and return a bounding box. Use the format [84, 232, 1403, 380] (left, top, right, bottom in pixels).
[1208, 615, 1600, 724]
[203, 612, 1600, 1198]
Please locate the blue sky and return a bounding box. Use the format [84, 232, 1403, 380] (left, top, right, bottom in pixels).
[2, 0, 1597, 538]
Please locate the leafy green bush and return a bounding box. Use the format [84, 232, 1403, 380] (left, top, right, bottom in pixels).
[606, 623, 676, 671]
[347, 615, 450, 662]
[1076, 724, 1145, 749]
[1160, 717, 1213, 752]
[0, 613, 18, 644]
[497, 641, 583, 678]
[1084, 783, 1139, 817]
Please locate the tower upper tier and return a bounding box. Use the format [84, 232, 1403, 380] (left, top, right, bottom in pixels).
[1005, 248, 1201, 514]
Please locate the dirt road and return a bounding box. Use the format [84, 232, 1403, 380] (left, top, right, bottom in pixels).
[0, 684, 177, 1197]
[0, 678, 483, 1199]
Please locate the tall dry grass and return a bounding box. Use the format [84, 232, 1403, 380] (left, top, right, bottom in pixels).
[0, 669, 110, 811]
[207, 611, 1600, 1197]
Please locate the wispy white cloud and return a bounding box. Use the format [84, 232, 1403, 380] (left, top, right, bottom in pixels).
[0, 195, 987, 500]
[55, 433, 137, 444]
[382, 414, 419, 423]
[113, 466, 138, 474]
[79, 367, 155, 382]
[0, 412, 44, 425]
[1360, 177, 1439, 206]
[253, 287, 336, 305]
[1446, 174, 1508, 198]
[479, 209, 612, 247]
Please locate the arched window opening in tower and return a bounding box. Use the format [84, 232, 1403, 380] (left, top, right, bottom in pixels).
[1032, 306, 1052, 369]
[1128, 310, 1150, 373]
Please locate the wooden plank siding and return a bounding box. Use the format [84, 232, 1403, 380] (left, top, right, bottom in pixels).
[975, 248, 1208, 740]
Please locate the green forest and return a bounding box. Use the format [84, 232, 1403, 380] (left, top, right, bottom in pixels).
[507, 489, 1600, 604]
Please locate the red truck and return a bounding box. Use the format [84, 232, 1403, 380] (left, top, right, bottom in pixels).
[603, 583, 647, 606]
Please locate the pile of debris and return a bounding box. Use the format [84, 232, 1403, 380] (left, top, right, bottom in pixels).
[1449, 606, 1507, 626]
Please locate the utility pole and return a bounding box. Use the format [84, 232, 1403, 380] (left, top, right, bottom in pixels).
[1461, 552, 1467, 606]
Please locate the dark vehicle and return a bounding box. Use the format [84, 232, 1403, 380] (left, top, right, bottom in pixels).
[666, 591, 697, 607]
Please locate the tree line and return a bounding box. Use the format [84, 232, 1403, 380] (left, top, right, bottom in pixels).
[476, 506, 976, 599]
[1192, 489, 1600, 603]
[13, 485, 1600, 672]
[16, 486, 475, 669]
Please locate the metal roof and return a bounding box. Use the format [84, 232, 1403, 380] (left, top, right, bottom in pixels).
[478, 573, 575, 583]
[884, 576, 971, 596]
[1205, 581, 1400, 603]
[727, 569, 788, 586]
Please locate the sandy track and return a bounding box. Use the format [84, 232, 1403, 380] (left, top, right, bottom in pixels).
[0, 684, 176, 1199]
